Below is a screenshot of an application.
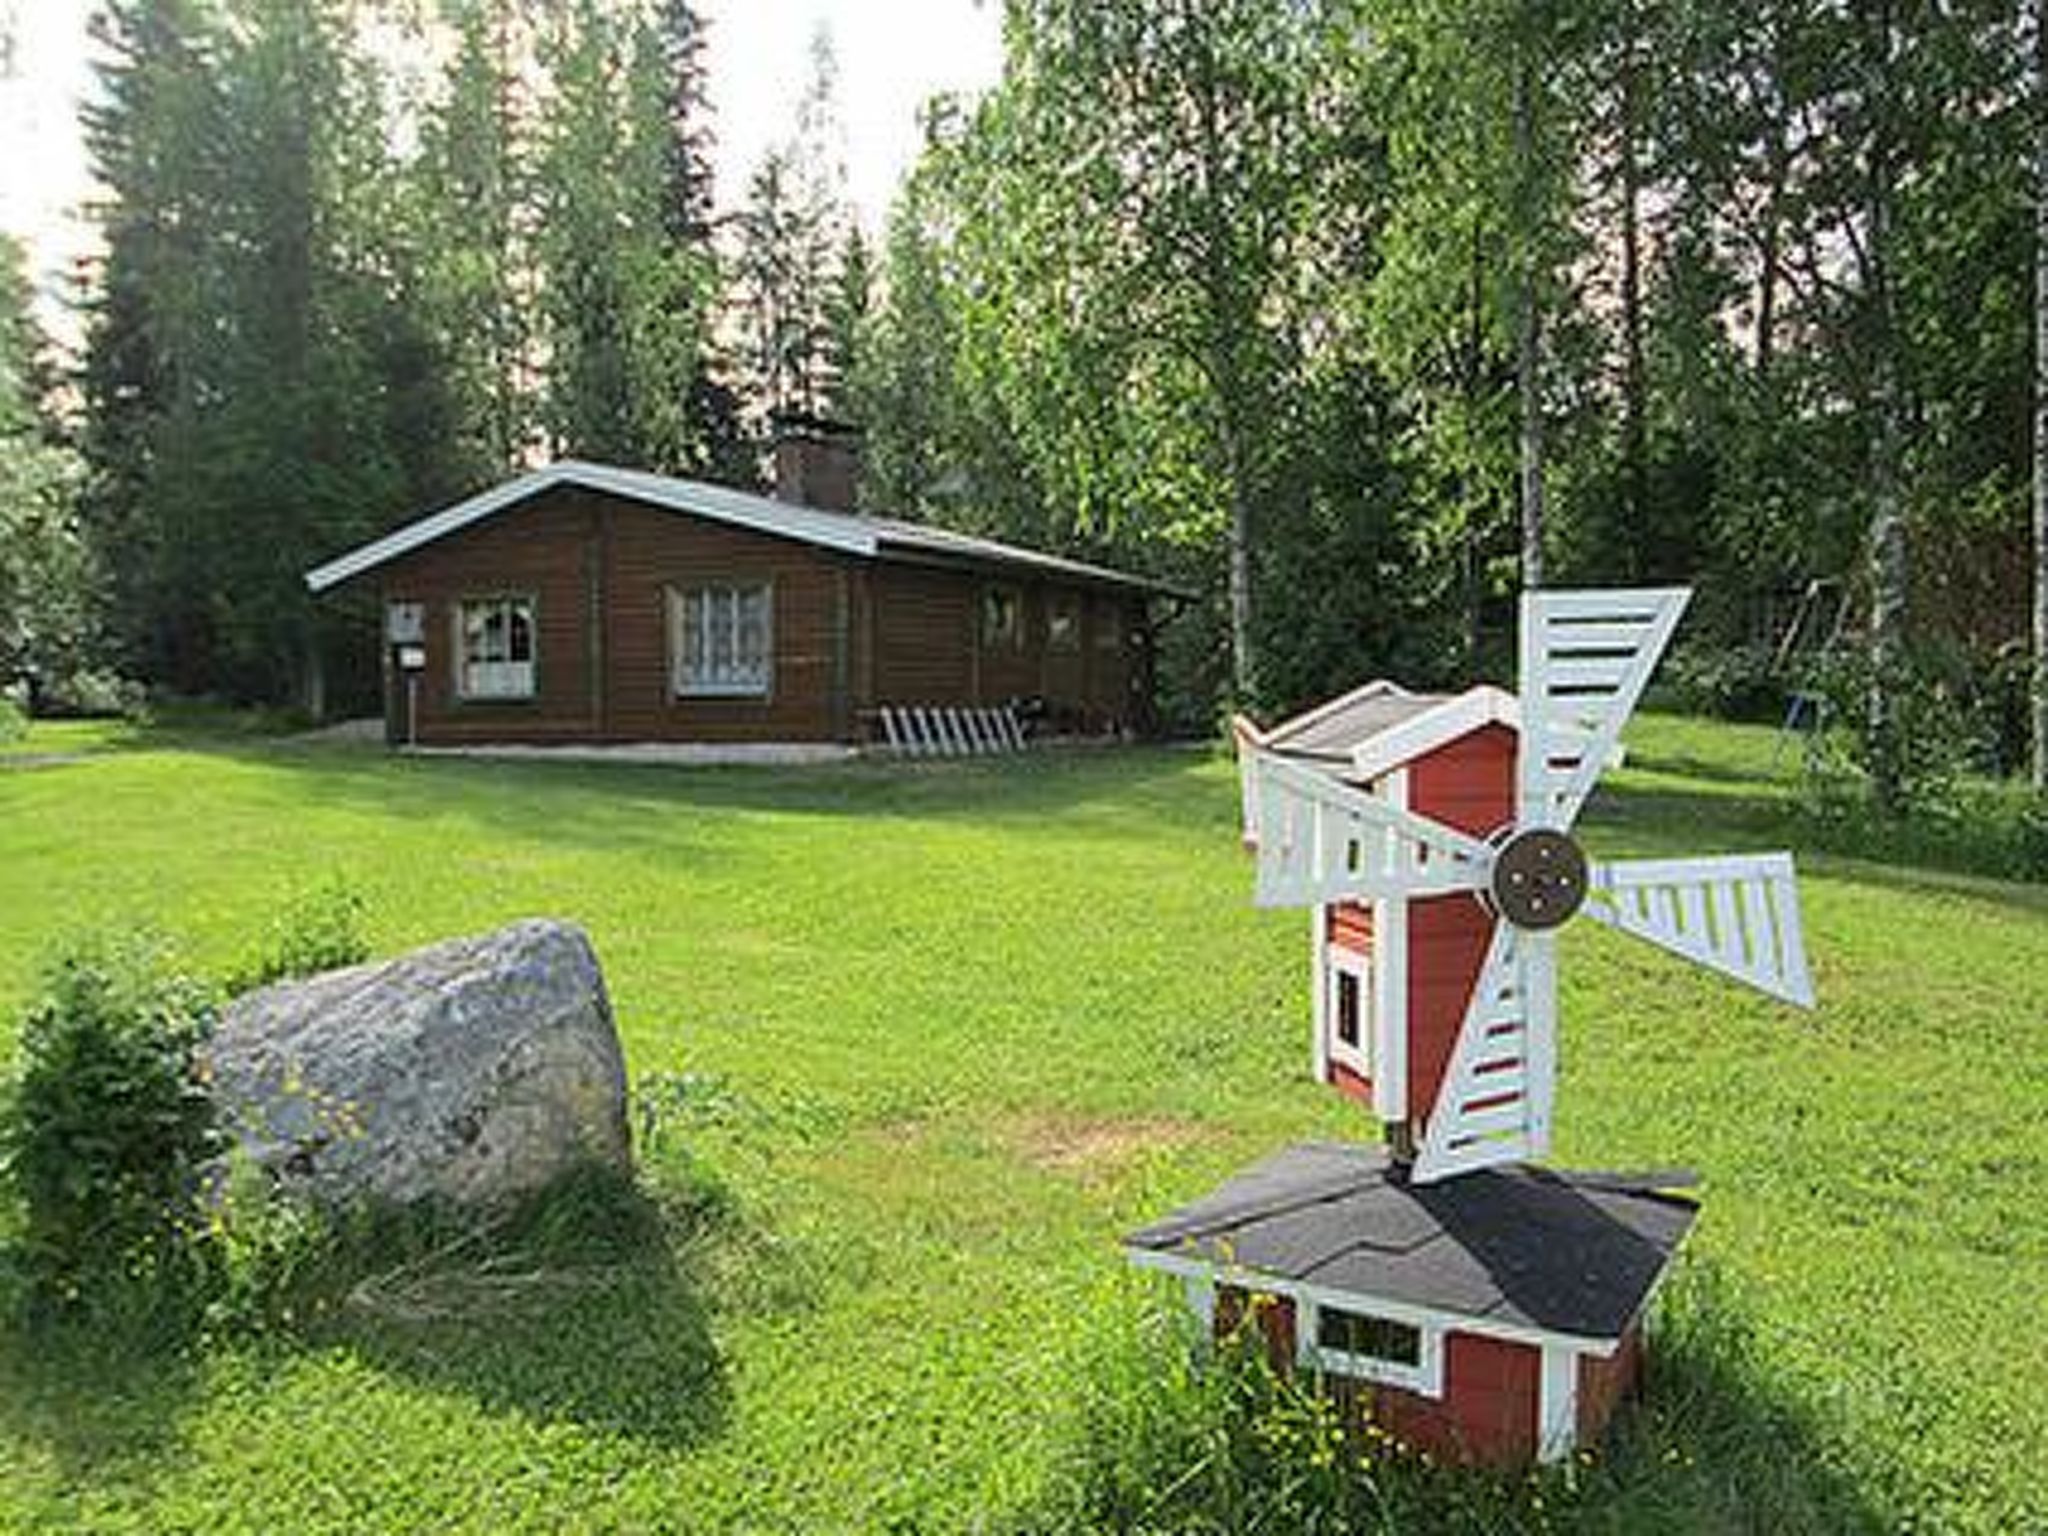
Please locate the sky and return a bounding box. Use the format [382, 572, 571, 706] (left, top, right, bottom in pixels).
[0, 0, 1005, 329]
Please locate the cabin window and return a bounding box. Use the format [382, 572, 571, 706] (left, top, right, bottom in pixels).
[1326, 946, 1372, 1076]
[673, 583, 773, 697]
[456, 595, 536, 700]
[981, 586, 1022, 650]
[1047, 594, 1081, 651]
[1094, 604, 1122, 651]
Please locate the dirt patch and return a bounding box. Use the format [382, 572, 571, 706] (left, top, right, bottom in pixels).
[1000, 1111, 1209, 1181]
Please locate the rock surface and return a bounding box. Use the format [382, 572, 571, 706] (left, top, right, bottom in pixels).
[205, 919, 630, 1206]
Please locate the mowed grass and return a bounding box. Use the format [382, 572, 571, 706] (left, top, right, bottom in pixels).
[0, 713, 2043, 1532]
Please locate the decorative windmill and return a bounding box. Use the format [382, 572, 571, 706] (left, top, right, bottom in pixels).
[1125, 588, 1817, 1466]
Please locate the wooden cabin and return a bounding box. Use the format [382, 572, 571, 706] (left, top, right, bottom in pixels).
[305, 434, 1180, 750]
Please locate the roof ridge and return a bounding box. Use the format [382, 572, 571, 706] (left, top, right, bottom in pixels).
[305, 459, 1184, 597]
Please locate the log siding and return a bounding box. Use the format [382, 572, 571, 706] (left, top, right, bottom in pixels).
[374, 483, 1150, 746]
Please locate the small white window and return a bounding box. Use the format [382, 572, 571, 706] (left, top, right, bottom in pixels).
[981, 586, 1022, 650]
[1309, 1302, 1445, 1397]
[457, 596, 536, 699]
[1047, 594, 1081, 651]
[674, 583, 773, 697]
[1094, 602, 1122, 651]
[1327, 946, 1372, 1077]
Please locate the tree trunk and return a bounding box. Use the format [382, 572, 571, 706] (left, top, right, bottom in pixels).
[1865, 0, 1908, 815]
[1223, 410, 1256, 705]
[2035, 0, 2048, 790]
[1465, 218, 1486, 665]
[1514, 53, 1545, 590]
[1619, 2, 1647, 579]
[1757, 123, 1786, 382]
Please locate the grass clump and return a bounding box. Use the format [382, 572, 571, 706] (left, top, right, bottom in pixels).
[222, 876, 370, 996]
[0, 933, 219, 1317]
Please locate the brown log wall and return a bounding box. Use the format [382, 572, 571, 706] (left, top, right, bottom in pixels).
[372, 484, 1151, 745]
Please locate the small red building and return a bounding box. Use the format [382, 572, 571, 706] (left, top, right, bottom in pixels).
[1136, 595, 1814, 1469]
[1125, 1141, 1693, 1466]
[1133, 678, 1695, 1465]
[304, 434, 1180, 750]
[1238, 680, 1526, 1158]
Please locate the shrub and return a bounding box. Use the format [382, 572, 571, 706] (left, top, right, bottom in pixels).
[1658, 640, 1790, 723]
[0, 933, 220, 1306]
[33, 667, 148, 721]
[0, 692, 24, 744]
[225, 878, 370, 995]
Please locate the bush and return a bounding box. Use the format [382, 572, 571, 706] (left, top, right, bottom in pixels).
[0, 934, 220, 1306]
[0, 692, 24, 744]
[32, 667, 148, 721]
[1658, 641, 1789, 723]
[224, 878, 370, 995]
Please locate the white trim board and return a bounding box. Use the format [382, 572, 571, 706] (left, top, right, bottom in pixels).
[1347, 684, 1521, 783]
[1126, 1246, 1627, 1361]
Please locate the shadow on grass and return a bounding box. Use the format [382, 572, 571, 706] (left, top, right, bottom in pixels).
[0, 1306, 208, 1499]
[171, 736, 1242, 858]
[1015, 1261, 1891, 1535]
[307, 1162, 734, 1450]
[0, 1161, 741, 1483]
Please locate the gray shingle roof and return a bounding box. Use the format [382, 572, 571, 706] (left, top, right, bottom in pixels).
[1125, 1141, 1696, 1343]
[304, 459, 1186, 598]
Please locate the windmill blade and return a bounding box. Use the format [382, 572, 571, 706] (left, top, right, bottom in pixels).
[1230, 714, 1266, 848]
[1242, 747, 1495, 908]
[1412, 924, 1558, 1183]
[1582, 853, 1816, 1008]
[1518, 587, 1690, 831]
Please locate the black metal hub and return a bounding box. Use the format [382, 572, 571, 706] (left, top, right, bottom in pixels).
[1489, 828, 1588, 931]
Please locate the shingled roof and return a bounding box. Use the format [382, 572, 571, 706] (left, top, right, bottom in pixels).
[1124, 1141, 1696, 1345]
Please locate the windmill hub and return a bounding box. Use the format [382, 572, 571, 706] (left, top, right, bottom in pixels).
[1489, 828, 1588, 931]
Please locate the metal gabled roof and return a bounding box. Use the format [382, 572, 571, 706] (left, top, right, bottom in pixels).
[1250, 681, 1521, 783]
[303, 459, 1182, 598]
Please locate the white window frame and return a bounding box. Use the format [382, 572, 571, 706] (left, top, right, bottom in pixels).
[1093, 602, 1122, 652]
[1303, 1297, 1445, 1398]
[1047, 593, 1081, 651]
[1326, 941, 1373, 1080]
[672, 582, 774, 699]
[454, 594, 537, 701]
[981, 585, 1023, 651]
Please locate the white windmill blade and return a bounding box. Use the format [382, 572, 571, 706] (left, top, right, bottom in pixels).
[1230, 714, 1266, 847]
[1581, 852, 1816, 1008]
[1518, 587, 1691, 832]
[1244, 747, 1495, 908]
[1411, 924, 1558, 1183]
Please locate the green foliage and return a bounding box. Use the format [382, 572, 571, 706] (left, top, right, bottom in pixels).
[1798, 647, 1996, 820]
[0, 234, 103, 699]
[0, 933, 218, 1309]
[222, 877, 369, 996]
[0, 695, 23, 745]
[1659, 641, 1788, 724]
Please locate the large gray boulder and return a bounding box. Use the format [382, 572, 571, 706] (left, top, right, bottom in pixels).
[205, 919, 630, 1207]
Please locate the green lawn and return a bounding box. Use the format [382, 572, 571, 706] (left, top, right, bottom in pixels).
[0, 715, 2042, 1532]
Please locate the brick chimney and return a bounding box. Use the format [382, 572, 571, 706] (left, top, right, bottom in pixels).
[772, 412, 863, 513]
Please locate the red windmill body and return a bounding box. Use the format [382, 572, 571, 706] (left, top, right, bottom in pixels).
[1128, 589, 1817, 1467]
[1237, 683, 1523, 1158]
